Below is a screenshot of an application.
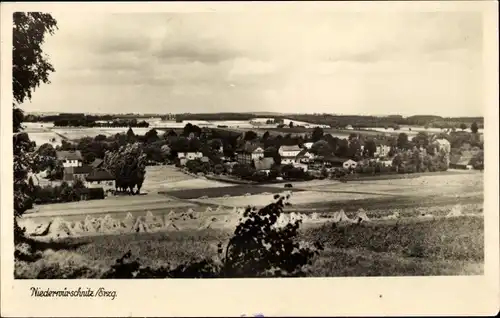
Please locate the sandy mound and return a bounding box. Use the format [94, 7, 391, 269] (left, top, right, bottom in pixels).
[205, 207, 213, 213]
[215, 206, 223, 212]
[121, 213, 135, 230]
[30, 221, 52, 236]
[355, 209, 370, 223]
[447, 205, 463, 218]
[199, 195, 209, 199]
[310, 212, 320, 220]
[331, 210, 354, 223]
[164, 221, 181, 231]
[382, 211, 400, 220]
[44, 217, 74, 238]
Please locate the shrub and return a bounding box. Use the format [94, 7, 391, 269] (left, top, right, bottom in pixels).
[102, 195, 323, 278]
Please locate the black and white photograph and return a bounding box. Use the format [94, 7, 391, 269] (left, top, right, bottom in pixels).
[1, 1, 498, 317]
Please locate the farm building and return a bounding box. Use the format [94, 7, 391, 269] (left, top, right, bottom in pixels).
[90, 158, 104, 169]
[292, 162, 308, 172]
[450, 154, 474, 170]
[85, 169, 115, 189]
[63, 165, 94, 182]
[343, 159, 358, 170]
[236, 144, 265, 165]
[302, 142, 314, 149]
[177, 151, 203, 160]
[295, 149, 315, 163]
[374, 142, 391, 158]
[253, 157, 275, 174]
[317, 156, 354, 169]
[279, 145, 301, 165]
[56, 150, 83, 168]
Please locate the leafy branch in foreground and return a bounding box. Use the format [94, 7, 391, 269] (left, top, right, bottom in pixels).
[102, 195, 323, 278]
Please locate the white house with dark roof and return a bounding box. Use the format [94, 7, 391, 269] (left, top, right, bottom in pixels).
[85, 169, 115, 189]
[56, 150, 83, 168]
[279, 145, 301, 165]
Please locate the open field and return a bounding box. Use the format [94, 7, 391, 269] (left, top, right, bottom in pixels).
[190, 190, 386, 208]
[16, 169, 484, 278]
[163, 184, 305, 200]
[142, 166, 235, 193]
[15, 215, 484, 278]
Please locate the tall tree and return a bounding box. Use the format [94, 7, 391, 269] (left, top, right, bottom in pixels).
[311, 127, 324, 142]
[470, 122, 479, 134]
[13, 13, 58, 242]
[13, 12, 58, 132]
[397, 133, 409, 150]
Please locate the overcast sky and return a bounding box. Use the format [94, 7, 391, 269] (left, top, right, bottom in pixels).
[22, 11, 484, 116]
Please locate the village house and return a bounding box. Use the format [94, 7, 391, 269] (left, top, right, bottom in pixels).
[85, 169, 115, 189]
[302, 142, 314, 149]
[278, 145, 301, 165]
[342, 159, 358, 170]
[253, 157, 275, 175]
[374, 142, 391, 158]
[177, 151, 203, 161]
[56, 150, 83, 168]
[236, 144, 264, 165]
[449, 153, 474, 170]
[292, 162, 308, 172]
[318, 156, 356, 170]
[295, 149, 315, 163]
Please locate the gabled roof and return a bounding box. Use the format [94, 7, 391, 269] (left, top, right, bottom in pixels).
[254, 157, 274, 171]
[90, 158, 104, 168]
[296, 148, 309, 159]
[86, 169, 115, 181]
[56, 150, 82, 161]
[303, 142, 314, 149]
[279, 145, 301, 152]
[74, 165, 93, 174]
[236, 143, 263, 154]
[450, 154, 473, 166]
[319, 156, 351, 164]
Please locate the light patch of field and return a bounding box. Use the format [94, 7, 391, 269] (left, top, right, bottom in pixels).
[23, 200, 196, 219]
[160, 179, 234, 191]
[28, 194, 176, 213]
[28, 132, 63, 148]
[51, 129, 114, 140]
[142, 166, 234, 193]
[142, 166, 195, 192]
[190, 191, 385, 207]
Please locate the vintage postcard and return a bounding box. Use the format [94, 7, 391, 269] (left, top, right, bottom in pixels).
[1, 1, 498, 317]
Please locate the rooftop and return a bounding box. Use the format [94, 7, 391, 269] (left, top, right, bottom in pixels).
[56, 150, 82, 161]
[86, 169, 115, 181]
[280, 145, 301, 152]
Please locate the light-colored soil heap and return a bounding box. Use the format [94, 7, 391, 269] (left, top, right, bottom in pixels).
[17, 194, 480, 240]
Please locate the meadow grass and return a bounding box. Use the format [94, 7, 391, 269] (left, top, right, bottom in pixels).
[15, 215, 483, 278]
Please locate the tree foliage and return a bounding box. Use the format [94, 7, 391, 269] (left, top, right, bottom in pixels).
[102, 196, 323, 278]
[13, 12, 58, 132]
[103, 143, 147, 194]
[13, 13, 58, 243]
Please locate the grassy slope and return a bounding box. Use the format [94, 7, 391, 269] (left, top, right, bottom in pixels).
[15, 216, 484, 278]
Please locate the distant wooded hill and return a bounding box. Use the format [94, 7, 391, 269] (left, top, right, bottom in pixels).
[24, 112, 484, 129]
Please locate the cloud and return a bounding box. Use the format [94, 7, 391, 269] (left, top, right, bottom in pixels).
[24, 11, 483, 116]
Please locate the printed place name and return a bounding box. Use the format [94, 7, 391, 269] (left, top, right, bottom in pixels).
[30, 287, 117, 300]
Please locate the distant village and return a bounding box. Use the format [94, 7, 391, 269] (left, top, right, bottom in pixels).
[28, 118, 483, 205]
